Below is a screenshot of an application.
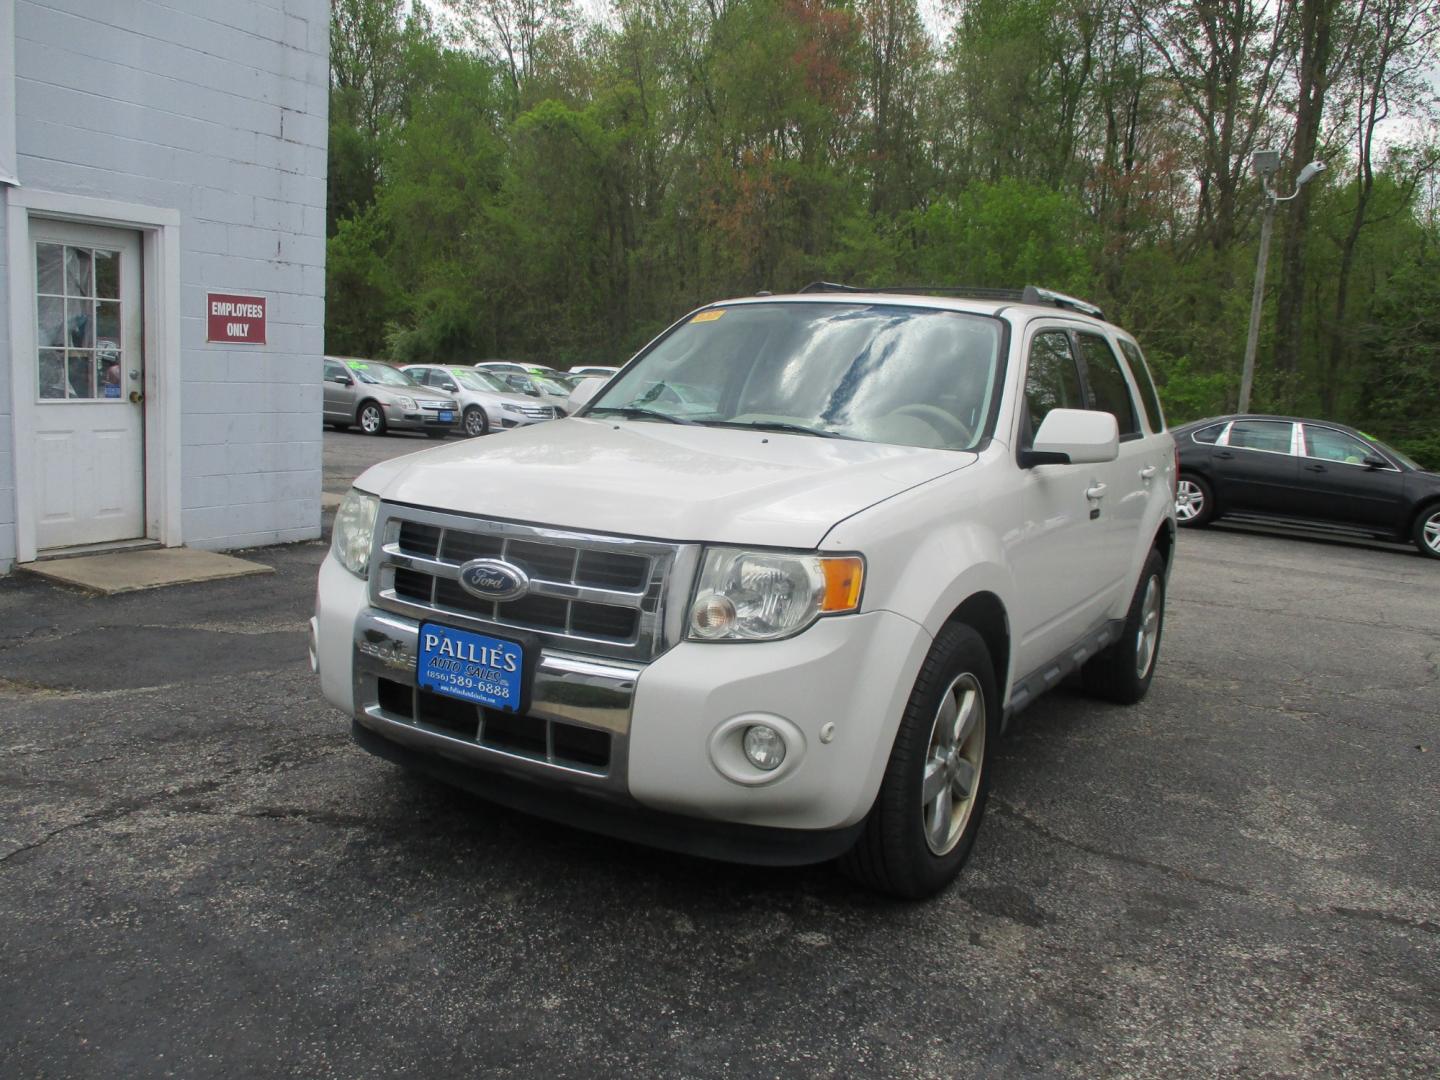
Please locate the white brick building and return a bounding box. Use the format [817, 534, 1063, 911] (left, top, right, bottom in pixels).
[0, 0, 328, 572]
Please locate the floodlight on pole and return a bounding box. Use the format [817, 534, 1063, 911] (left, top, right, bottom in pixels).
[1238, 155, 1327, 413]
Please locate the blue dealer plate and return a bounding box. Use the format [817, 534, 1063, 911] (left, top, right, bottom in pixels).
[438, 411, 454, 422]
[416, 623, 523, 711]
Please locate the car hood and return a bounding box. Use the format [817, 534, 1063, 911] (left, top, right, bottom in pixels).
[354, 417, 976, 547]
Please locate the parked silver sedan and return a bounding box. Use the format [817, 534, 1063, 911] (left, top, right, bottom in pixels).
[402, 364, 562, 436]
[322, 357, 459, 439]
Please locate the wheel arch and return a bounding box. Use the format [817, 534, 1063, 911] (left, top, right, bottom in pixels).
[1408, 496, 1440, 549]
[939, 591, 1010, 718]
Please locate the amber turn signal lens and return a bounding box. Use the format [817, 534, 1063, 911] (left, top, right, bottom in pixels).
[819, 556, 864, 613]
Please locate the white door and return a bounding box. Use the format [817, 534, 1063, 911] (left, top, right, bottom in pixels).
[30, 221, 146, 550]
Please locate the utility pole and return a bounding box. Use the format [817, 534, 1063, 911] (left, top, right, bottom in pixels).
[1238, 151, 1327, 414]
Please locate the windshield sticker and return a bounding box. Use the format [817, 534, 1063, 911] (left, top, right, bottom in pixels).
[691, 310, 727, 323]
[346, 361, 369, 370]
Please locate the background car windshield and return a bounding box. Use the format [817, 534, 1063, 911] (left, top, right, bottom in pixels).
[449, 369, 492, 391]
[471, 370, 513, 392]
[533, 376, 569, 395]
[348, 362, 413, 388]
[588, 302, 1002, 450]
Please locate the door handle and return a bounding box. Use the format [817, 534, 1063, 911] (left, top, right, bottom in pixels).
[1215, 450, 1234, 459]
[1085, 483, 1107, 500]
[1304, 463, 1325, 472]
[1139, 465, 1157, 480]
[129, 390, 144, 404]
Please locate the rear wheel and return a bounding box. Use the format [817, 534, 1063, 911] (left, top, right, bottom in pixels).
[841, 623, 997, 899]
[1413, 504, 1440, 559]
[358, 401, 386, 436]
[1083, 548, 1166, 705]
[1175, 474, 1215, 527]
[463, 407, 489, 437]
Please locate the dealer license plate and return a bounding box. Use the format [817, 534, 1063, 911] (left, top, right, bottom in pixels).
[438, 411, 454, 422]
[416, 623, 523, 711]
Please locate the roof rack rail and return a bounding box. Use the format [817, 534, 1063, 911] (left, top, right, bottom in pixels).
[795, 281, 1104, 320]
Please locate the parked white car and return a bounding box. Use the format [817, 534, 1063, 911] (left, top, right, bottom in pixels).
[402, 364, 561, 436]
[314, 286, 1176, 898]
[571, 365, 621, 378]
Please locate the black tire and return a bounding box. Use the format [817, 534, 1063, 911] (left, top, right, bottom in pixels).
[1413, 503, 1440, 560]
[1083, 548, 1166, 705]
[1175, 472, 1216, 527]
[357, 401, 386, 436]
[463, 407, 490, 437]
[840, 623, 998, 900]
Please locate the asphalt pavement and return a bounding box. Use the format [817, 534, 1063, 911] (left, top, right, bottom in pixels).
[1, 430, 1436, 1078]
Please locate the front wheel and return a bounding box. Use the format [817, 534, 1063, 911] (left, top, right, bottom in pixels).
[1414, 505, 1440, 559]
[1083, 548, 1166, 705]
[357, 401, 387, 436]
[1175, 474, 1216, 527]
[841, 623, 997, 899]
[463, 407, 490, 437]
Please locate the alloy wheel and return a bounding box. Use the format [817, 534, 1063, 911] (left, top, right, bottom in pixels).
[1135, 575, 1161, 678]
[921, 673, 986, 856]
[1175, 479, 1204, 522]
[1424, 510, 1440, 555]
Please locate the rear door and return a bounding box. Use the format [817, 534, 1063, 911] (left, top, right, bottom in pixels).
[1296, 423, 1408, 530]
[1213, 420, 1300, 515]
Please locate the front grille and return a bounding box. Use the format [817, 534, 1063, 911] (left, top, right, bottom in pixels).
[518, 404, 555, 419]
[372, 505, 696, 662]
[376, 677, 612, 773]
[420, 399, 458, 411]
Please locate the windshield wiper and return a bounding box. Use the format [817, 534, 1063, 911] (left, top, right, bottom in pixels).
[589, 406, 697, 426]
[701, 420, 860, 440]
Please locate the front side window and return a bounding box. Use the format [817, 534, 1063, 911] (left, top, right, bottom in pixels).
[1303, 426, 1376, 465]
[1023, 330, 1083, 443]
[1227, 420, 1293, 453]
[1077, 333, 1140, 438]
[589, 302, 1003, 451]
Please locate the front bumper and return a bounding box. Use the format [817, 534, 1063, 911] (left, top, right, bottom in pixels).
[314, 552, 931, 854]
[385, 402, 458, 433]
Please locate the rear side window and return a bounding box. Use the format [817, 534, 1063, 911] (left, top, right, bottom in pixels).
[1076, 333, 1140, 438]
[1228, 420, 1293, 453]
[1117, 339, 1165, 433]
[1023, 331, 1083, 442]
[1191, 423, 1226, 444]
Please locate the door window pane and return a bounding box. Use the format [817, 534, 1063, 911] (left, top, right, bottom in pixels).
[1077, 333, 1140, 437]
[67, 350, 96, 398]
[37, 296, 65, 347]
[37, 244, 64, 294]
[96, 299, 121, 344]
[39, 349, 66, 398]
[1228, 420, 1293, 453]
[1304, 427, 1373, 464]
[99, 349, 124, 398]
[1023, 331, 1082, 440]
[94, 249, 120, 298]
[66, 298, 93, 347]
[65, 247, 93, 296]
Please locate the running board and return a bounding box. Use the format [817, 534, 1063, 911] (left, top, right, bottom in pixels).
[1005, 618, 1127, 721]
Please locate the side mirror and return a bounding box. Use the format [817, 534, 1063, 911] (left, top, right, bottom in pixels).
[566, 377, 606, 413]
[1363, 456, 1388, 470]
[330, 374, 353, 386]
[1021, 408, 1120, 467]
[441, 381, 457, 391]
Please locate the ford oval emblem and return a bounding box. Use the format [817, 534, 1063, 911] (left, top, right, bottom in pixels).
[457, 559, 530, 602]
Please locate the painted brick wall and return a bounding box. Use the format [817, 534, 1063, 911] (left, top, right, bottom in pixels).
[0, 208, 13, 569]
[6, 0, 328, 564]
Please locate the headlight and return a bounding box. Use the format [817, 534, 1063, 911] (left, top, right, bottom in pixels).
[688, 548, 864, 642]
[503, 403, 522, 413]
[332, 489, 379, 578]
[395, 396, 417, 410]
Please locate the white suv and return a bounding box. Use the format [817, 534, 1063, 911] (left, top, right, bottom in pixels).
[313, 287, 1176, 898]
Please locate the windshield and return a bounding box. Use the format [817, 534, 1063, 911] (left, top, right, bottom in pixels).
[448, 369, 493, 391]
[586, 302, 1003, 450]
[346, 360, 415, 388]
[532, 376, 569, 396]
[470, 370, 512, 392]
[1366, 434, 1421, 470]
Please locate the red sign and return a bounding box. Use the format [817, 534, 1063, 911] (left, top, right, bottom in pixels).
[206, 292, 267, 345]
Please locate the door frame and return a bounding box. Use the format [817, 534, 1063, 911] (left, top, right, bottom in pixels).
[6, 188, 182, 562]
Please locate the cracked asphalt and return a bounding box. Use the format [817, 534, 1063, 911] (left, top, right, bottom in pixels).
[2, 437, 1437, 1077]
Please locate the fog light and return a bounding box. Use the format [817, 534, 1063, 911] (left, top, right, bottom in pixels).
[742, 724, 786, 771]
